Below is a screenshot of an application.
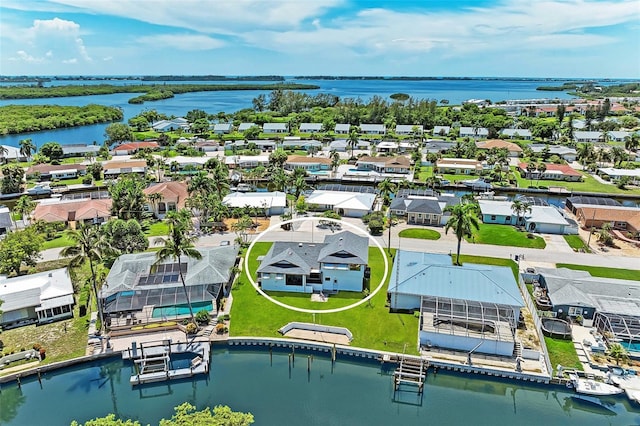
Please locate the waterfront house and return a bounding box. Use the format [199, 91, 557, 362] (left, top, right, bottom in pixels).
[238, 122, 257, 132]
[597, 167, 640, 185]
[257, 231, 368, 294]
[529, 144, 577, 162]
[355, 156, 411, 174]
[574, 205, 640, 234]
[395, 125, 423, 135]
[0, 206, 12, 234]
[573, 131, 601, 143]
[285, 155, 332, 172]
[225, 155, 270, 170]
[306, 189, 376, 217]
[476, 139, 523, 157]
[103, 159, 147, 179]
[435, 158, 484, 175]
[0, 268, 74, 329]
[143, 181, 189, 219]
[390, 189, 459, 226]
[534, 267, 640, 342]
[360, 124, 386, 135]
[25, 163, 88, 181]
[499, 128, 532, 140]
[213, 123, 233, 134]
[334, 123, 351, 134]
[32, 197, 112, 225]
[152, 118, 190, 133]
[101, 245, 239, 322]
[222, 191, 287, 216]
[112, 141, 159, 156]
[459, 127, 489, 139]
[387, 250, 523, 357]
[478, 200, 576, 234]
[281, 139, 323, 151]
[0, 145, 26, 162]
[61, 144, 101, 158]
[263, 123, 289, 134]
[329, 139, 370, 152]
[564, 195, 622, 215]
[518, 163, 582, 182]
[432, 126, 451, 136]
[299, 123, 323, 133]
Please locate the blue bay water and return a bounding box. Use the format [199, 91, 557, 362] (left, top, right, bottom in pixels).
[1, 347, 638, 426]
[0, 78, 616, 149]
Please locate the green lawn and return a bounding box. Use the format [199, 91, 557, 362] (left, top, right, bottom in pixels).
[145, 221, 169, 237]
[398, 228, 441, 240]
[466, 223, 546, 249]
[555, 263, 640, 281]
[562, 235, 590, 253]
[41, 234, 74, 250]
[512, 166, 640, 195]
[544, 337, 583, 373]
[230, 243, 419, 354]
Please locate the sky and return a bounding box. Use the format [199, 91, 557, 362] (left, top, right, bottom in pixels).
[1, 0, 639, 78]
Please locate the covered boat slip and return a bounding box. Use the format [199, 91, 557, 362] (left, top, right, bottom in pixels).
[419, 296, 517, 357]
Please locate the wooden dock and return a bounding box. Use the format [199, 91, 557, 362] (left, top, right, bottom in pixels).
[394, 356, 429, 394]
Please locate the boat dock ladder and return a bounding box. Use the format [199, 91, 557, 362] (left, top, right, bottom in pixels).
[393, 356, 429, 394]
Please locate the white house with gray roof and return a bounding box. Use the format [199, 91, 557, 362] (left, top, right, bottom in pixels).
[101, 246, 239, 321]
[306, 190, 376, 217]
[478, 200, 577, 234]
[213, 123, 233, 134]
[334, 123, 351, 134]
[360, 123, 386, 135]
[388, 250, 523, 356]
[460, 127, 489, 139]
[0, 268, 75, 329]
[395, 124, 423, 135]
[257, 231, 369, 293]
[263, 123, 289, 133]
[238, 122, 257, 132]
[500, 128, 532, 140]
[299, 123, 322, 133]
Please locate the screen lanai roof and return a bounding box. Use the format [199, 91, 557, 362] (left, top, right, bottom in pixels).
[316, 184, 378, 194]
[566, 195, 621, 207]
[389, 250, 523, 307]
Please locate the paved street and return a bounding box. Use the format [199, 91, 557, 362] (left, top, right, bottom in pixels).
[40, 216, 640, 271]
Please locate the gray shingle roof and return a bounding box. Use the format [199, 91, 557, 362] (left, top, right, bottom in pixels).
[319, 231, 368, 264]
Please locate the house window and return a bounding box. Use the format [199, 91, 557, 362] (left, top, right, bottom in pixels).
[568, 307, 582, 316]
[325, 277, 331, 281]
[491, 215, 496, 220]
[275, 274, 284, 280]
[417, 214, 422, 218]
[262, 273, 271, 279]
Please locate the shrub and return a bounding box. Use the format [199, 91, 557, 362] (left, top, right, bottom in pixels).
[39, 348, 46, 360]
[82, 175, 93, 185]
[185, 322, 198, 335]
[195, 310, 210, 325]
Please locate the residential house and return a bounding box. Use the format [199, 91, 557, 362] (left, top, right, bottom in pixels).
[574, 205, 640, 234]
[222, 191, 287, 216]
[225, 155, 270, 169]
[0, 268, 74, 329]
[257, 231, 369, 294]
[25, 163, 87, 181]
[103, 159, 147, 179]
[478, 200, 576, 234]
[534, 267, 640, 341]
[164, 155, 208, 174]
[285, 155, 332, 172]
[112, 141, 159, 156]
[32, 197, 112, 224]
[328, 139, 370, 152]
[476, 139, 523, 157]
[0, 206, 12, 234]
[376, 141, 399, 154]
[573, 131, 601, 143]
[281, 139, 323, 151]
[565, 195, 622, 215]
[0, 145, 26, 162]
[390, 190, 459, 226]
[263, 123, 289, 133]
[518, 163, 582, 182]
[432, 126, 451, 136]
[499, 128, 532, 140]
[143, 181, 189, 219]
[238, 122, 257, 132]
[459, 126, 489, 139]
[101, 246, 239, 320]
[62, 144, 101, 158]
[423, 140, 454, 154]
[355, 156, 411, 174]
[151, 118, 190, 132]
[195, 140, 222, 153]
[360, 124, 386, 135]
[334, 123, 351, 134]
[395, 124, 424, 135]
[213, 123, 233, 134]
[529, 144, 577, 162]
[306, 189, 376, 218]
[299, 123, 323, 133]
[597, 167, 640, 185]
[608, 131, 631, 142]
[435, 158, 483, 175]
[387, 250, 523, 356]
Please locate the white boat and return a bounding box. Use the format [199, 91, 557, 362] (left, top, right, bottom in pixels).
[568, 372, 624, 396]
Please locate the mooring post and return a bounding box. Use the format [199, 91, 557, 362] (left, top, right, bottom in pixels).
[292, 344, 295, 362]
[269, 345, 273, 366]
[288, 353, 291, 368]
[16, 375, 21, 389]
[37, 369, 42, 385]
[307, 355, 311, 372]
[332, 343, 336, 362]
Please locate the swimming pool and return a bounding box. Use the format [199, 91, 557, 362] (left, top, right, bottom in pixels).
[308, 170, 329, 175]
[621, 341, 640, 353]
[151, 301, 213, 318]
[1, 346, 638, 425]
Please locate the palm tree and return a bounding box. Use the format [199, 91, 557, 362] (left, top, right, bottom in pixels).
[610, 146, 627, 167]
[19, 138, 36, 161]
[526, 162, 537, 186]
[444, 202, 480, 265]
[607, 342, 629, 366]
[146, 192, 163, 218]
[0, 145, 8, 164]
[536, 163, 547, 186]
[13, 195, 35, 226]
[330, 151, 341, 176]
[377, 178, 396, 206]
[510, 199, 532, 227]
[61, 223, 111, 331]
[347, 129, 359, 159]
[624, 133, 639, 152]
[155, 209, 201, 325]
[576, 143, 595, 167]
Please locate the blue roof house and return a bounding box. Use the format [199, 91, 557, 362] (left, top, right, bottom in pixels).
[388, 250, 524, 356]
[257, 231, 369, 294]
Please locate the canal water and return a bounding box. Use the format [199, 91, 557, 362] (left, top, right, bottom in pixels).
[1, 346, 638, 425]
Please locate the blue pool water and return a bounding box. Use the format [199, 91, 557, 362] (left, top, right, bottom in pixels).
[308, 170, 329, 175]
[151, 301, 212, 318]
[622, 341, 640, 353]
[1, 346, 638, 425]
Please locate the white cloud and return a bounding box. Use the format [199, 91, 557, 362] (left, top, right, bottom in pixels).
[62, 58, 78, 64]
[10, 50, 46, 63]
[138, 34, 225, 51]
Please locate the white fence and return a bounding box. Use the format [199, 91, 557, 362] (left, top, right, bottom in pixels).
[278, 322, 353, 341]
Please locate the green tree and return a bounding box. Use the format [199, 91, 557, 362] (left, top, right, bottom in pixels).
[104, 123, 134, 146]
[510, 199, 532, 226]
[155, 209, 201, 325]
[269, 148, 288, 169]
[347, 129, 359, 159]
[607, 342, 629, 366]
[40, 142, 64, 161]
[191, 118, 210, 135]
[1, 164, 24, 194]
[243, 125, 261, 140]
[160, 403, 254, 426]
[330, 151, 341, 175]
[0, 228, 43, 276]
[61, 223, 111, 330]
[444, 202, 480, 265]
[87, 162, 103, 181]
[14, 195, 36, 225]
[108, 175, 147, 220]
[19, 138, 36, 160]
[377, 178, 396, 206]
[101, 219, 149, 256]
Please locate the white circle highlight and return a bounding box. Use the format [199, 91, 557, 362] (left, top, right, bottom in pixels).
[244, 217, 389, 314]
